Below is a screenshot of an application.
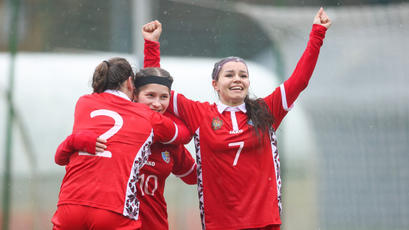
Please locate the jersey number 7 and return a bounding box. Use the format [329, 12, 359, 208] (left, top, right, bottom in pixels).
[228, 141, 244, 166]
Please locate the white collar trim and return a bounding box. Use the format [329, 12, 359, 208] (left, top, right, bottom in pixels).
[104, 89, 131, 101]
[216, 101, 247, 113]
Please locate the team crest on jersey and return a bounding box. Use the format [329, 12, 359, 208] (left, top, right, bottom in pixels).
[161, 151, 170, 163]
[211, 117, 223, 130]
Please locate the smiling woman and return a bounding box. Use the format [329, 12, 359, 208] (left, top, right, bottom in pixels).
[162, 8, 332, 230]
[210, 56, 273, 136]
[211, 58, 250, 107]
[134, 67, 173, 114]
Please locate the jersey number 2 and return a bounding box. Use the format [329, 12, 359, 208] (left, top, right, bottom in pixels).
[228, 141, 244, 166]
[79, 109, 123, 158]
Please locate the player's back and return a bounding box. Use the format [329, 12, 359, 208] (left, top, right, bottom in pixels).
[58, 92, 156, 220]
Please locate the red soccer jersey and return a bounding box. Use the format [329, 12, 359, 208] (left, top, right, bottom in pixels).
[141, 40, 198, 229]
[137, 112, 196, 230]
[55, 99, 196, 229]
[167, 24, 326, 229]
[57, 91, 185, 225]
[138, 142, 196, 230]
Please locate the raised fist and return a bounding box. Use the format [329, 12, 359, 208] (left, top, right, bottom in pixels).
[142, 20, 162, 42]
[313, 7, 332, 29]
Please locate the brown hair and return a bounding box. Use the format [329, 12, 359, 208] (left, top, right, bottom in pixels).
[212, 57, 274, 135]
[133, 67, 173, 95]
[92, 57, 134, 93]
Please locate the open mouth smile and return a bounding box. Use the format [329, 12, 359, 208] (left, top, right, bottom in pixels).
[229, 86, 243, 91]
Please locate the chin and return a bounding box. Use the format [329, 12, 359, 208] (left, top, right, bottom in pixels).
[228, 97, 245, 105]
[232, 94, 246, 101]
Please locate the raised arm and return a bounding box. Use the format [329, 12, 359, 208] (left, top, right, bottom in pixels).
[284, 7, 331, 105]
[267, 8, 331, 129]
[142, 20, 162, 68]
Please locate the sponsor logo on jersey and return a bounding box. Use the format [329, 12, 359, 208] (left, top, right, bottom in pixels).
[229, 129, 243, 134]
[161, 151, 170, 163]
[211, 117, 223, 130]
[145, 161, 156, 167]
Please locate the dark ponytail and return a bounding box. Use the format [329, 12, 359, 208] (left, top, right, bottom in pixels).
[244, 96, 274, 136]
[92, 57, 134, 93]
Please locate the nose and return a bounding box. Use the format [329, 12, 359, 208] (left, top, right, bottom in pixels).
[233, 74, 242, 82]
[152, 99, 161, 108]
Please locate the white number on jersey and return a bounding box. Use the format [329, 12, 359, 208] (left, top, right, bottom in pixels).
[79, 109, 123, 158]
[139, 173, 158, 196]
[228, 141, 244, 166]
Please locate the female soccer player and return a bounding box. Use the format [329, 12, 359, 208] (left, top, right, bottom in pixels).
[51, 57, 191, 230]
[153, 8, 331, 230]
[54, 67, 197, 230]
[53, 21, 197, 230]
[136, 20, 198, 230]
[133, 67, 197, 230]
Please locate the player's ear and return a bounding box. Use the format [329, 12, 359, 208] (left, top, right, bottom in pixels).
[123, 76, 135, 101]
[212, 80, 219, 92]
[126, 77, 134, 92]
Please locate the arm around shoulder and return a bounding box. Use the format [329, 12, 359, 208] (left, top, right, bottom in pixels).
[151, 111, 191, 145]
[54, 131, 102, 166]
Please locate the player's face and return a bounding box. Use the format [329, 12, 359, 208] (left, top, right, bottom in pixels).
[212, 61, 249, 106]
[135, 83, 170, 114]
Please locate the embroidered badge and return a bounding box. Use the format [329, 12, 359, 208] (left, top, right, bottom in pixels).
[211, 117, 223, 130]
[161, 151, 170, 163]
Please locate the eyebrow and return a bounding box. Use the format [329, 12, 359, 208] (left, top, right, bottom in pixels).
[224, 70, 248, 73]
[144, 90, 168, 94]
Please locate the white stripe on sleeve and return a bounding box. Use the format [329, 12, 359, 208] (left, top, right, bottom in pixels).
[280, 83, 293, 111]
[161, 123, 178, 144]
[173, 92, 179, 116]
[174, 163, 196, 178]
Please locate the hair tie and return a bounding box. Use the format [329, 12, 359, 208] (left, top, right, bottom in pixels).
[103, 60, 110, 67]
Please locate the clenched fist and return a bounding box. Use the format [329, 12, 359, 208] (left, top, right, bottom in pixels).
[142, 20, 162, 42]
[313, 7, 332, 29]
